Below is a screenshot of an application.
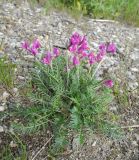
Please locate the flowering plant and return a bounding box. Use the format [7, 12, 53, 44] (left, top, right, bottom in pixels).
[19, 33, 117, 152]
[22, 33, 116, 83]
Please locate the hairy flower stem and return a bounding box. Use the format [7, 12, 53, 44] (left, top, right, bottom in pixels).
[37, 61, 59, 83]
[66, 53, 70, 86]
[77, 66, 80, 84]
[89, 64, 93, 75]
[92, 57, 105, 79]
[50, 61, 53, 73]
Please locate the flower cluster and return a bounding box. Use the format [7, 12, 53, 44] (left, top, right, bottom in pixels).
[42, 47, 61, 65]
[21, 32, 116, 88]
[68, 32, 116, 66]
[68, 32, 89, 54]
[21, 39, 41, 56]
[21, 40, 60, 65]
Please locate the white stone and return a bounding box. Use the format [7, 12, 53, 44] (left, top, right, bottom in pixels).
[18, 76, 25, 80]
[132, 141, 138, 146]
[12, 88, 18, 93]
[128, 82, 138, 90]
[131, 67, 139, 72]
[130, 52, 139, 60]
[0, 32, 4, 36]
[126, 71, 136, 80]
[135, 133, 139, 141]
[0, 126, 4, 132]
[0, 106, 5, 112]
[10, 141, 18, 148]
[92, 140, 97, 147]
[2, 91, 10, 101]
[110, 106, 117, 112]
[24, 55, 34, 59]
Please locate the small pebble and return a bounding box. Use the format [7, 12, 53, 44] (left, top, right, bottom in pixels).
[0, 126, 4, 132]
[10, 141, 18, 148]
[92, 140, 97, 147]
[18, 76, 25, 80]
[12, 87, 18, 94]
[0, 106, 5, 112]
[2, 91, 10, 101]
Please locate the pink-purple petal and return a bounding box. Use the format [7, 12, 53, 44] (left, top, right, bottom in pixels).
[32, 39, 41, 49]
[53, 47, 60, 57]
[107, 43, 116, 54]
[21, 41, 29, 50]
[104, 80, 114, 88]
[28, 46, 38, 56]
[96, 53, 104, 62]
[88, 52, 96, 65]
[42, 52, 52, 65]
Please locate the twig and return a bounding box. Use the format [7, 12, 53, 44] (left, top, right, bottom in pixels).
[55, 150, 73, 156]
[121, 125, 139, 129]
[90, 19, 119, 23]
[31, 136, 53, 160]
[53, 45, 67, 50]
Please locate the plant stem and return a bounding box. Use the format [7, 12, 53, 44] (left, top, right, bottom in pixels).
[77, 65, 80, 84]
[66, 51, 70, 86]
[92, 57, 105, 79]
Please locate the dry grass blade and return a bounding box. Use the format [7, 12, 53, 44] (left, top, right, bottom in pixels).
[121, 125, 139, 129]
[31, 135, 53, 160]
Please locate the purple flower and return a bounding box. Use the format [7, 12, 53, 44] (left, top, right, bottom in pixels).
[53, 47, 60, 57]
[107, 43, 116, 54]
[32, 39, 41, 49]
[80, 51, 88, 59]
[42, 52, 52, 65]
[68, 45, 77, 53]
[96, 53, 104, 62]
[88, 52, 96, 65]
[21, 41, 29, 50]
[99, 50, 106, 56]
[72, 56, 80, 66]
[99, 43, 106, 51]
[78, 42, 89, 54]
[68, 33, 89, 55]
[28, 46, 38, 56]
[79, 36, 87, 44]
[21, 39, 41, 56]
[99, 43, 106, 56]
[104, 80, 114, 88]
[70, 32, 82, 45]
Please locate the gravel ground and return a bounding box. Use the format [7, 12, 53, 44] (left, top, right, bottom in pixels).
[0, 1, 139, 160]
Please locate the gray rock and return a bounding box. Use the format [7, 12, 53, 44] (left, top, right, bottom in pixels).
[128, 82, 138, 90]
[130, 67, 139, 72]
[2, 91, 10, 102]
[130, 52, 139, 60]
[0, 106, 5, 112]
[18, 76, 25, 80]
[0, 126, 4, 132]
